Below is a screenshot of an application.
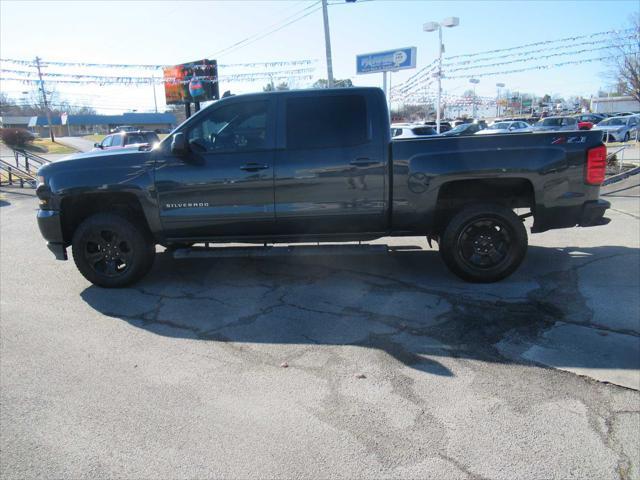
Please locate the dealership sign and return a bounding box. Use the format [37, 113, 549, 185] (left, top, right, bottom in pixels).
[356, 47, 417, 75]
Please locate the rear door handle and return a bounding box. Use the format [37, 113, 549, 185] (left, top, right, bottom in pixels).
[350, 158, 378, 167]
[240, 163, 270, 171]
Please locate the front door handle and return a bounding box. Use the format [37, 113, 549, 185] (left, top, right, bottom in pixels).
[350, 158, 378, 167]
[240, 163, 270, 171]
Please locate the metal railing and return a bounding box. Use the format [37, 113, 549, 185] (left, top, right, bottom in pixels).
[0, 157, 37, 188]
[606, 144, 629, 175]
[0, 147, 51, 187]
[11, 148, 51, 174]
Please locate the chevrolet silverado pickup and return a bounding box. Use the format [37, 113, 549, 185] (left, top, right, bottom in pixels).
[36, 87, 610, 287]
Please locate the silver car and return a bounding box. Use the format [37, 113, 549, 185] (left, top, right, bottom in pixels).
[475, 120, 531, 135]
[592, 115, 639, 142]
[391, 124, 438, 139]
[530, 116, 579, 132]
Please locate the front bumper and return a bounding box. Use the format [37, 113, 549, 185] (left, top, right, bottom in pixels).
[37, 209, 67, 260]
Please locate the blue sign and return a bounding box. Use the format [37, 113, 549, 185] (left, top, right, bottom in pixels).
[356, 47, 417, 75]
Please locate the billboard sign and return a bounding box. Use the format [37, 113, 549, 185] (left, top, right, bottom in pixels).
[163, 59, 219, 105]
[356, 47, 417, 75]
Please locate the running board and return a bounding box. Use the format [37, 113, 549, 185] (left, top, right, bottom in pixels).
[172, 244, 421, 259]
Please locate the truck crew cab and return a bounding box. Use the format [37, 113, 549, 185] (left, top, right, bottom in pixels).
[36, 88, 610, 287]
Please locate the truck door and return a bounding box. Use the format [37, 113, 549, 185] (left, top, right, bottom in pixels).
[155, 98, 277, 238]
[274, 92, 387, 234]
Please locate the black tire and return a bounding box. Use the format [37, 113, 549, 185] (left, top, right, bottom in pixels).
[72, 213, 155, 288]
[439, 204, 528, 283]
[624, 132, 630, 142]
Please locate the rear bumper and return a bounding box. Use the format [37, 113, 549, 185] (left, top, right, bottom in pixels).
[37, 209, 67, 260]
[532, 199, 610, 233]
[579, 199, 611, 227]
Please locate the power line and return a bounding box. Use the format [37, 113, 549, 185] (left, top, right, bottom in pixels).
[209, 2, 322, 58]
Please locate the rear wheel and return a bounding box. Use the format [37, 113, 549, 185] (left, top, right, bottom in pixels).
[439, 204, 528, 283]
[72, 213, 155, 288]
[624, 132, 630, 142]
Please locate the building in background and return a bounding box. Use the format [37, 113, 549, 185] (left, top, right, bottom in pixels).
[62, 113, 177, 136]
[27, 116, 64, 138]
[0, 116, 32, 129]
[590, 96, 640, 115]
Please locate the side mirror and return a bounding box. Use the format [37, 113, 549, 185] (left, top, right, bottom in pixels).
[94, 142, 102, 148]
[171, 132, 187, 155]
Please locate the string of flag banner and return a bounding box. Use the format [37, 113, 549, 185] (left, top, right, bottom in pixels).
[442, 34, 637, 67]
[390, 28, 637, 103]
[0, 67, 315, 84]
[445, 28, 634, 60]
[0, 58, 318, 70]
[444, 44, 635, 74]
[390, 53, 626, 104]
[1, 74, 315, 86]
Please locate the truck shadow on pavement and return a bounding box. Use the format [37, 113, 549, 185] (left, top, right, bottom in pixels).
[80, 244, 640, 378]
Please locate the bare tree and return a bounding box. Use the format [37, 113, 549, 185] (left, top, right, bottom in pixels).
[606, 14, 640, 102]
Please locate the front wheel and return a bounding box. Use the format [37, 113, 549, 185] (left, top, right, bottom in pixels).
[624, 132, 630, 142]
[439, 204, 528, 283]
[72, 213, 155, 288]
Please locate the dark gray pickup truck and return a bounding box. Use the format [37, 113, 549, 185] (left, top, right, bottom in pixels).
[36, 87, 610, 287]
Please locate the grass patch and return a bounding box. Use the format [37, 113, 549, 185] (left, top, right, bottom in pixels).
[25, 139, 77, 154]
[83, 134, 106, 143]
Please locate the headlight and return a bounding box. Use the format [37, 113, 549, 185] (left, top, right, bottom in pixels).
[37, 175, 45, 185]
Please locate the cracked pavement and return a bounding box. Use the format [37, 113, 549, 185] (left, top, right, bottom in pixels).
[1, 180, 639, 479]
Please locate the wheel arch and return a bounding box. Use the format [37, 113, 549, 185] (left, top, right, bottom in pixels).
[60, 192, 153, 245]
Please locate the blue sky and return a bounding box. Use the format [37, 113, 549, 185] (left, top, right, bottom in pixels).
[1, 0, 638, 113]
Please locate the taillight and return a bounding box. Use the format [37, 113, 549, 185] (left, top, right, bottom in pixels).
[586, 145, 606, 185]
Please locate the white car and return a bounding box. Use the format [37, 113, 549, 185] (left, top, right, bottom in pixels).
[592, 115, 639, 142]
[475, 121, 531, 135]
[391, 124, 438, 139]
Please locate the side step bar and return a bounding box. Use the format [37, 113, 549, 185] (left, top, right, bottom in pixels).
[172, 243, 421, 259]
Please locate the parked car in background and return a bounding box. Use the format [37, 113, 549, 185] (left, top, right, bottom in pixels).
[93, 131, 161, 151]
[439, 122, 485, 136]
[578, 121, 594, 131]
[110, 125, 137, 133]
[475, 120, 531, 135]
[574, 113, 606, 125]
[423, 121, 452, 133]
[530, 116, 579, 132]
[391, 124, 438, 139]
[592, 115, 640, 142]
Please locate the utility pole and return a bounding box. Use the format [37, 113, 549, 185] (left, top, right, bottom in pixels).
[321, 0, 334, 87]
[34, 56, 54, 142]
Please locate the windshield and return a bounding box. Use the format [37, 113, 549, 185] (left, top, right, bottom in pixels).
[599, 118, 626, 126]
[489, 122, 511, 130]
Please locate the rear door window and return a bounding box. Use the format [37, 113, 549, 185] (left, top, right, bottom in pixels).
[286, 95, 368, 149]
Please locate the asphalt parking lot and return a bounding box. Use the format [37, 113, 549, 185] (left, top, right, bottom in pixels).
[1, 178, 639, 479]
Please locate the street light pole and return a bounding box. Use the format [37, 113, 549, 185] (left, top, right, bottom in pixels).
[469, 78, 480, 119]
[496, 82, 505, 118]
[321, 0, 334, 87]
[436, 25, 443, 133]
[424, 17, 459, 134]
